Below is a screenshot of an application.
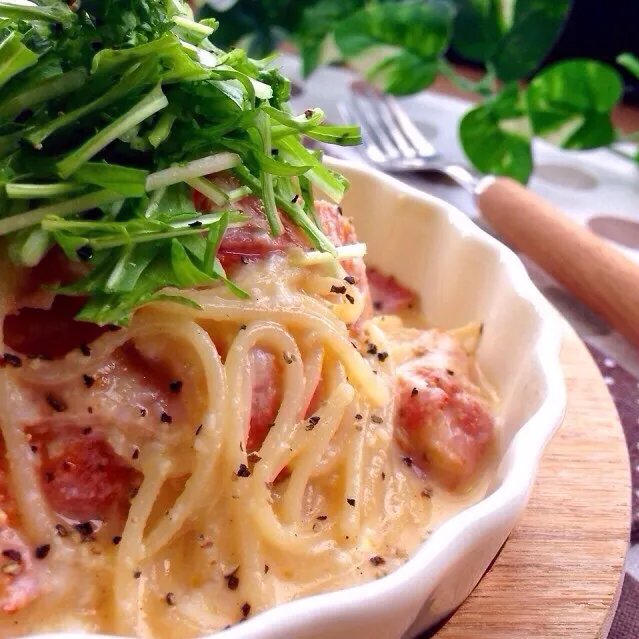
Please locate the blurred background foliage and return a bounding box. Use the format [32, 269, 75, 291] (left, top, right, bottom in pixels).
[195, 0, 639, 182]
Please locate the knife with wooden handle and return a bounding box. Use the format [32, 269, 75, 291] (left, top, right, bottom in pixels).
[476, 176, 639, 348]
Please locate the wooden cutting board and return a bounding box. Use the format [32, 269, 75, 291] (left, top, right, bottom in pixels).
[431, 323, 631, 638]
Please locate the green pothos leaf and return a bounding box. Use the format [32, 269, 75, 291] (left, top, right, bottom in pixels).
[333, 0, 455, 94]
[295, 0, 363, 76]
[489, 0, 570, 82]
[459, 83, 533, 183]
[451, 0, 570, 82]
[526, 59, 623, 150]
[451, 0, 503, 63]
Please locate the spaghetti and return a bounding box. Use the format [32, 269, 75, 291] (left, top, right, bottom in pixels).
[0, 242, 496, 637]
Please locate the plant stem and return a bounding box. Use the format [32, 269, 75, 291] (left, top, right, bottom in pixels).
[57, 83, 168, 178]
[6, 182, 88, 199]
[0, 2, 65, 23]
[26, 61, 157, 147]
[437, 60, 495, 97]
[145, 151, 240, 191]
[255, 110, 283, 236]
[0, 31, 38, 90]
[0, 189, 123, 235]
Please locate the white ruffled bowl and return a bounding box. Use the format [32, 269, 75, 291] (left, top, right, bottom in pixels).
[31, 158, 566, 639]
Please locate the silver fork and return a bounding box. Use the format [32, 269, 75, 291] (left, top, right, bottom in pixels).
[338, 83, 478, 192]
[337, 83, 639, 349]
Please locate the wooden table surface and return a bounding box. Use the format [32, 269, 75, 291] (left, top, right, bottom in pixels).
[430, 324, 631, 638]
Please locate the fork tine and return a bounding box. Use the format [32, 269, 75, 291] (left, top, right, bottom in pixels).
[384, 94, 437, 158]
[337, 101, 385, 165]
[350, 90, 401, 161]
[337, 100, 384, 164]
[359, 87, 417, 160]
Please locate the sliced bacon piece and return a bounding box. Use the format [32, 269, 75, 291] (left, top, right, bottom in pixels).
[91, 343, 189, 427]
[192, 175, 307, 269]
[366, 267, 417, 314]
[4, 295, 110, 359]
[218, 195, 306, 270]
[33, 430, 142, 523]
[246, 348, 281, 453]
[191, 187, 214, 215]
[315, 201, 372, 320]
[4, 246, 110, 359]
[315, 200, 356, 246]
[16, 246, 85, 308]
[0, 523, 39, 613]
[7, 339, 190, 436]
[192, 178, 369, 300]
[396, 367, 494, 490]
[377, 324, 494, 490]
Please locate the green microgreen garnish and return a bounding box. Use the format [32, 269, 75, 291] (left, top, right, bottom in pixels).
[0, 0, 360, 325]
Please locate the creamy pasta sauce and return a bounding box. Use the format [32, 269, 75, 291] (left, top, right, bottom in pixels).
[0, 205, 496, 638]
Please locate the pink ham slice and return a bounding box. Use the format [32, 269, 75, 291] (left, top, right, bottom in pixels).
[384, 326, 495, 490]
[32, 429, 142, 524]
[366, 267, 417, 314]
[396, 366, 494, 490]
[193, 182, 372, 316]
[246, 348, 282, 453]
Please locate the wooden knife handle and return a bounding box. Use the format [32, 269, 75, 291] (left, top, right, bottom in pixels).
[476, 175, 639, 348]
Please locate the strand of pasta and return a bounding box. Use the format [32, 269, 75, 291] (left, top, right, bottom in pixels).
[242, 381, 355, 555]
[361, 432, 393, 530]
[339, 401, 367, 540]
[229, 489, 272, 611]
[114, 451, 171, 637]
[359, 323, 396, 531]
[222, 321, 305, 476]
[309, 401, 360, 478]
[299, 337, 324, 413]
[280, 380, 354, 523]
[302, 273, 365, 325]
[0, 374, 57, 542]
[284, 353, 344, 458]
[141, 315, 227, 559]
[245, 481, 334, 556]
[149, 293, 389, 406]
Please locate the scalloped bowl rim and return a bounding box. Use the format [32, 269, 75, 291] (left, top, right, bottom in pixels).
[29, 158, 566, 639]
